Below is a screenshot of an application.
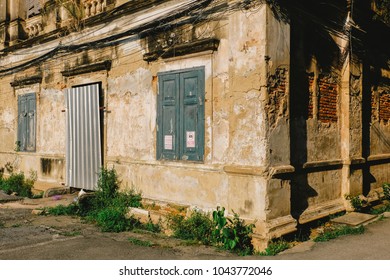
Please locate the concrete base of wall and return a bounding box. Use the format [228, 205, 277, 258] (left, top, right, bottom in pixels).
[298, 198, 345, 224]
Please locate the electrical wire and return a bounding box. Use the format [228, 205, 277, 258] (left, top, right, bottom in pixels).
[0, 0, 369, 79]
[0, 0, 219, 75]
[0, 0, 253, 77]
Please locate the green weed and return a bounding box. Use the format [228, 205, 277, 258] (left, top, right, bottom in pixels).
[168, 210, 213, 244]
[168, 206, 255, 255]
[258, 239, 291, 256]
[314, 225, 365, 242]
[44, 203, 79, 216]
[212, 207, 255, 255]
[44, 167, 144, 233]
[93, 167, 121, 208]
[383, 183, 390, 200]
[95, 206, 140, 232]
[141, 216, 162, 233]
[0, 172, 36, 198]
[370, 204, 390, 215]
[345, 195, 365, 212]
[128, 237, 154, 247]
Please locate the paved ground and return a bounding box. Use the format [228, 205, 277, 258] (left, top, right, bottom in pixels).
[270, 214, 390, 260]
[1, 194, 390, 260]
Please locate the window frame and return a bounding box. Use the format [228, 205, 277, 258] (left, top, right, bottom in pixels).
[156, 67, 205, 162]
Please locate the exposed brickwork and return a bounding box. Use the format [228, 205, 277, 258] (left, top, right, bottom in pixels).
[268, 67, 288, 128]
[269, 68, 287, 96]
[371, 91, 378, 121]
[307, 74, 314, 119]
[379, 92, 390, 123]
[318, 75, 338, 123]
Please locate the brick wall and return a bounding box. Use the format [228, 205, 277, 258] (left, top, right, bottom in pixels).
[308, 74, 314, 119]
[318, 75, 338, 123]
[379, 92, 390, 123]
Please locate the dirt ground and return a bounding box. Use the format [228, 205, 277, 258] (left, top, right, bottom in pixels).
[2, 194, 390, 260]
[0, 195, 239, 260]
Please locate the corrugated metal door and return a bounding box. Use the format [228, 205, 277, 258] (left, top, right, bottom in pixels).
[65, 84, 102, 191]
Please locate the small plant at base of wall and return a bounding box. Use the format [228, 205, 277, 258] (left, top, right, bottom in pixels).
[382, 183, 390, 200]
[167, 206, 255, 255]
[313, 225, 365, 242]
[345, 194, 366, 212]
[212, 206, 255, 255]
[257, 239, 291, 256]
[0, 171, 36, 198]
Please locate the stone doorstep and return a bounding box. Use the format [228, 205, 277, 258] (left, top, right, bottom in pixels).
[331, 212, 378, 227]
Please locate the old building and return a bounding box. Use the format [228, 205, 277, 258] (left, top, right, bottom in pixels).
[0, 0, 389, 248]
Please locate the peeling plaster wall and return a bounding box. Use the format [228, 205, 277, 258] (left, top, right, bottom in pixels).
[370, 87, 390, 156]
[289, 19, 344, 223]
[38, 88, 66, 155]
[102, 6, 273, 221]
[224, 7, 268, 167]
[0, 75, 19, 172]
[369, 84, 390, 191]
[0, 3, 291, 228]
[107, 68, 155, 161]
[0, 76, 16, 153]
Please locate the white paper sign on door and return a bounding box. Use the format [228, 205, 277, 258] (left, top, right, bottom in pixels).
[164, 135, 173, 150]
[186, 131, 195, 148]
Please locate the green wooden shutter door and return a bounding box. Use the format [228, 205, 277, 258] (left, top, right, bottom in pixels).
[17, 95, 27, 151]
[26, 93, 36, 151]
[157, 67, 204, 161]
[180, 69, 204, 161]
[158, 73, 179, 159]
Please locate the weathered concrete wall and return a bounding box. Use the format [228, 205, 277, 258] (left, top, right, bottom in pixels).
[368, 84, 390, 192]
[289, 19, 345, 222]
[0, 75, 15, 154]
[1, 0, 388, 247]
[103, 5, 273, 223]
[0, 2, 297, 245]
[0, 68, 66, 183]
[370, 89, 390, 156]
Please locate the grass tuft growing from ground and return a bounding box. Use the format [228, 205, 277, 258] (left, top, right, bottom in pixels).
[257, 239, 291, 256]
[128, 237, 154, 247]
[43, 167, 159, 234]
[314, 225, 365, 242]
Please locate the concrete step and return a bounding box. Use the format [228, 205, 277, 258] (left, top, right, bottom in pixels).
[331, 212, 378, 227]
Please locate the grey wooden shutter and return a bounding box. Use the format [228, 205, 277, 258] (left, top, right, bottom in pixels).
[17, 95, 27, 151]
[65, 84, 101, 190]
[180, 69, 204, 161]
[26, 93, 36, 151]
[157, 73, 179, 160]
[17, 93, 36, 152]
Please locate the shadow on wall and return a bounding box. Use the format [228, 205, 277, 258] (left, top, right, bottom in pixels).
[289, 18, 319, 221]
